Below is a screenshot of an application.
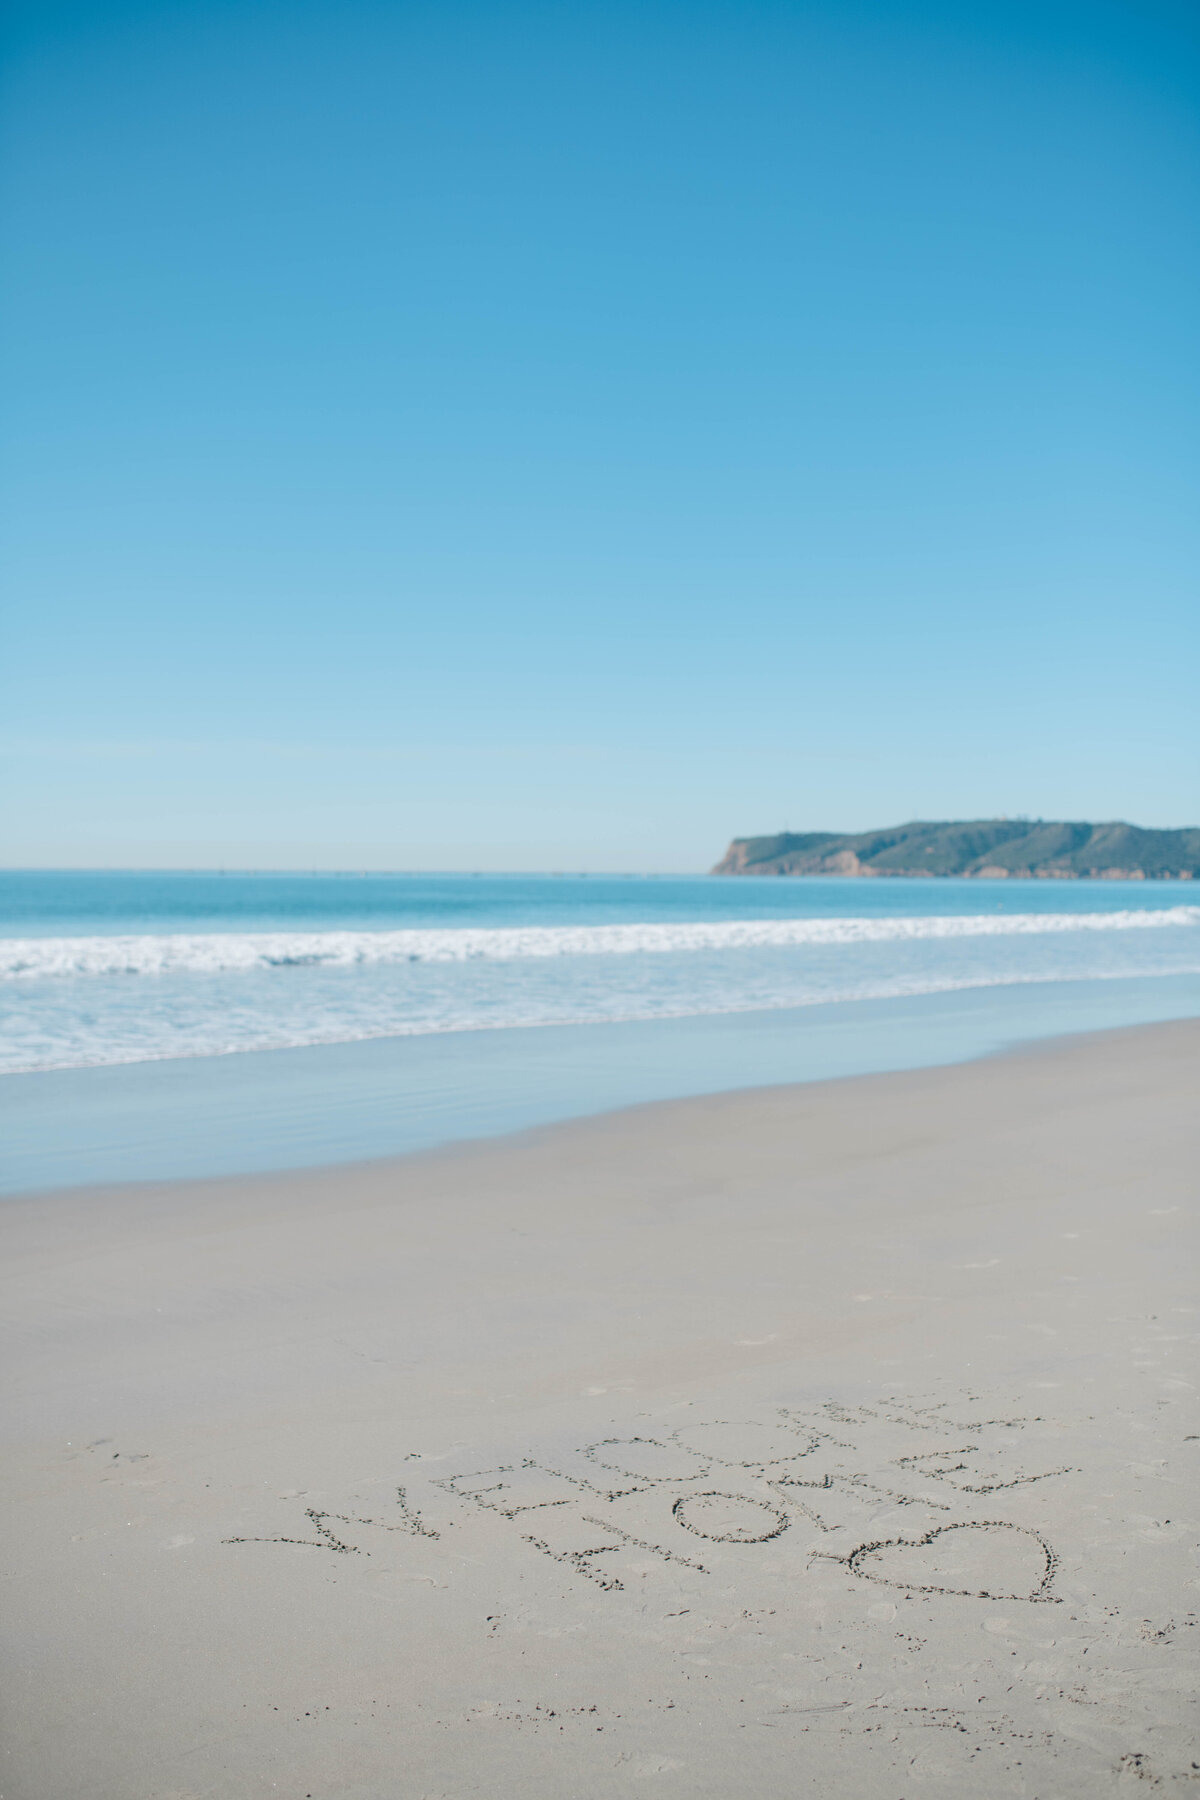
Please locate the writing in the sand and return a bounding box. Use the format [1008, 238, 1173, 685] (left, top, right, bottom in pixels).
[225, 1398, 1070, 1604]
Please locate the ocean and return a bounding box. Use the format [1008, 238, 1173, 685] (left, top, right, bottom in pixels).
[3, 870, 1199, 1191]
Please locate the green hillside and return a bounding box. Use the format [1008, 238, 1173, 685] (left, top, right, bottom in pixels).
[713, 820, 1200, 879]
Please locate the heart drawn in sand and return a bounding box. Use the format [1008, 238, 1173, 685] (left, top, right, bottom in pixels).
[843, 1520, 1059, 1603]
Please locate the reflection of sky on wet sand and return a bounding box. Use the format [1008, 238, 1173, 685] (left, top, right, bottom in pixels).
[5, 971, 1199, 1193]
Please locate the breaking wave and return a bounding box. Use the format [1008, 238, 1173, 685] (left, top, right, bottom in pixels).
[4, 905, 1198, 980]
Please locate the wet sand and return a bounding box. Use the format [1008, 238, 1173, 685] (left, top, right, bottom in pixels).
[1, 1017, 1197, 1798]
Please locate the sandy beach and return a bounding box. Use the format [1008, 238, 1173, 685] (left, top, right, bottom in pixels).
[2, 1016, 1197, 1799]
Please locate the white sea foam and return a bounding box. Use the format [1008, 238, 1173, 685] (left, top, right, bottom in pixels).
[3, 906, 1197, 980]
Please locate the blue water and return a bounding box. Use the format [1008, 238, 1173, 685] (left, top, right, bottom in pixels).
[3, 871, 1197, 1074]
[2, 871, 1197, 1192]
[1, 867, 1193, 936]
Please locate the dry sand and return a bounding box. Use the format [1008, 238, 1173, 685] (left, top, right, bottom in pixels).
[1, 1018, 1197, 1799]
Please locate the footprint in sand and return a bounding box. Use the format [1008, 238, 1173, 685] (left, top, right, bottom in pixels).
[842, 1520, 1059, 1602]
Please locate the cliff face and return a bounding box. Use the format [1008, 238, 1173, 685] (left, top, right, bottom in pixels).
[712, 820, 1200, 879]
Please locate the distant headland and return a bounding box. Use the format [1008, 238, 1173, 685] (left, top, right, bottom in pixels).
[713, 820, 1200, 879]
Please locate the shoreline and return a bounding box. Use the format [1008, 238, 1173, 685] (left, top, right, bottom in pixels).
[6, 1002, 1195, 1211]
[4, 970, 1199, 1197]
[717, 867, 1197, 879]
[2, 1017, 1197, 1796]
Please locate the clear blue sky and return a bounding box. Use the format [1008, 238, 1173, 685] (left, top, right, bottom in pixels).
[2, 0, 1197, 869]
